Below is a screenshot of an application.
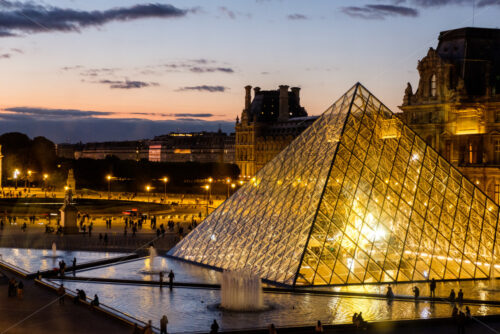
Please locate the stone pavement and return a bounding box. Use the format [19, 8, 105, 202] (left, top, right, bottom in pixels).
[0, 274, 133, 334]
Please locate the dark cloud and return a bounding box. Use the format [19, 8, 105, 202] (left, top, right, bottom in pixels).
[177, 85, 227, 93]
[128, 112, 215, 118]
[287, 14, 308, 20]
[173, 113, 214, 118]
[2, 107, 112, 119]
[0, 53, 10, 58]
[342, 4, 418, 19]
[218, 6, 236, 19]
[388, 0, 499, 7]
[160, 59, 235, 74]
[0, 117, 234, 143]
[0, 2, 192, 37]
[98, 79, 159, 89]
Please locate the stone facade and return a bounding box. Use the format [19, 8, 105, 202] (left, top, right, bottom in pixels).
[400, 27, 500, 202]
[235, 85, 317, 177]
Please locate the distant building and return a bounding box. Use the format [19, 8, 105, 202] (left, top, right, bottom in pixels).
[149, 131, 235, 163]
[235, 85, 318, 177]
[400, 27, 500, 202]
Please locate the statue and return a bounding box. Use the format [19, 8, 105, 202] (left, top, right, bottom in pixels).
[64, 188, 73, 206]
[403, 82, 413, 105]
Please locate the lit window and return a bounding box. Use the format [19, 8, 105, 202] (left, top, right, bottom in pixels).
[430, 74, 437, 97]
[495, 184, 500, 204]
[495, 139, 500, 163]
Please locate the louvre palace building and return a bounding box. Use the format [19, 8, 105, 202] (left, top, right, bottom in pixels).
[400, 27, 500, 203]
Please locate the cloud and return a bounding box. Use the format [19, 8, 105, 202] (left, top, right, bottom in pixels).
[0, 2, 192, 37]
[0, 118, 234, 142]
[160, 59, 235, 74]
[287, 14, 308, 20]
[386, 0, 500, 7]
[0, 53, 10, 59]
[2, 107, 112, 119]
[173, 113, 214, 118]
[98, 79, 159, 89]
[219, 6, 236, 19]
[342, 4, 419, 19]
[129, 112, 215, 118]
[177, 85, 227, 93]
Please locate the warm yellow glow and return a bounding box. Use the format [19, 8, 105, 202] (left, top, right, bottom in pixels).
[173, 149, 191, 154]
[208, 177, 213, 183]
[64, 186, 69, 191]
[204, 185, 210, 190]
[43, 174, 48, 180]
[226, 177, 231, 184]
[238, 180, 244, 185]
[27, 170, 32, 176]
[146, 185, 150, 192]
[231, 183, 236, 188]
[106, 175, 112, 181]
[163, 177, 168, 183]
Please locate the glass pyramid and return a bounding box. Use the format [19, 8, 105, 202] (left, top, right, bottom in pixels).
[168, 83, 500, 286]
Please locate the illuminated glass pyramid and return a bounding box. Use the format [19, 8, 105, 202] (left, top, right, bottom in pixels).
[168, 83, 500, 286]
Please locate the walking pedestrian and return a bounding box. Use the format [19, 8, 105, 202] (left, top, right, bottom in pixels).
[457, 289, 464, 303]
[160, 314, 168, 334]
[210, 319, 219, 334]
[17, 280, 24, 298]
[412, 286, 420, 299]
[57, 284, 66, 305]
[314, 320, 324, 333]
[449, 289, 456, 302]
[429, 278, 436, 298]
[268, 323, 277, 334]
[143, 320, 153, 334]
[168, 270, 175, 290]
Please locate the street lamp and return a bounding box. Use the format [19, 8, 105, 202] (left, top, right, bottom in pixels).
[162, 177, 168, 201]
[43, 174, 49, 196]
[225, 177, 231, 199]
[106, 175, 112, 199]
[26, 170, 32, 189]
[13, 169, 19, 189]
[204, 184, 210, 217]
[146, 185, 151, 203]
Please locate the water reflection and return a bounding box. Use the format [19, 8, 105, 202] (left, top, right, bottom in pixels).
[77, 257, 220, 284]
[0, 247, 129, 273]
[52, 280, 500, 334]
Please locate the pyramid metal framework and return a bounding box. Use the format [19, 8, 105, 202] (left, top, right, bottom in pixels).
[168, 83, 500, 286]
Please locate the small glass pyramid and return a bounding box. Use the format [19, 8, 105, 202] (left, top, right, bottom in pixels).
[168, 83, 500, 286]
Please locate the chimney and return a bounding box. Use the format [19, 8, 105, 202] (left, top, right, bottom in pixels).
[244, 85, 252, 110]
[279, 85, 289, 122]
[254, 87, 261, 95]
[291, 87, 300, 106]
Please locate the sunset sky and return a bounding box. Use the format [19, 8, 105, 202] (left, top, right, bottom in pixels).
[0, 0, 499, 142]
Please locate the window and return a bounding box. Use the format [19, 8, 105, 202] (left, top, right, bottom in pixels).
[495, 139, 500, 163]
[468, 142, 478, 164]
[495, 110, 500, 123]
[495, 184, 500, 204]
[430, 74, 437, 97]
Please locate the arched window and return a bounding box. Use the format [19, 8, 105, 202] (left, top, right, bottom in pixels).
[430, 74, 437, 97]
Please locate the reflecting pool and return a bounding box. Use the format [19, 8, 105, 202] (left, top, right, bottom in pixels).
[0, 247, 130, 273]
[76, 256, 220, 284]
[52, 280, 500, 333]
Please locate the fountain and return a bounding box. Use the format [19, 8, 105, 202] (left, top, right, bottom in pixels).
[52, 242, 57, 258]
[139, 246, 164, 275]
[220, 269, 267, 311]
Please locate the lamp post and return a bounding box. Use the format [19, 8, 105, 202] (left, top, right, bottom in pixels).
[43, 174, 49, 197]
[26, 170, 32, 189]
[13, 169, 19, 189]
[231, 183, 236, 195]
[204, 184, 210, 217]
[146, 185, 151, 203]
[162, 177, 168, 202]
[106, 175, 112, 199]
[225, 177, 231, 199]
